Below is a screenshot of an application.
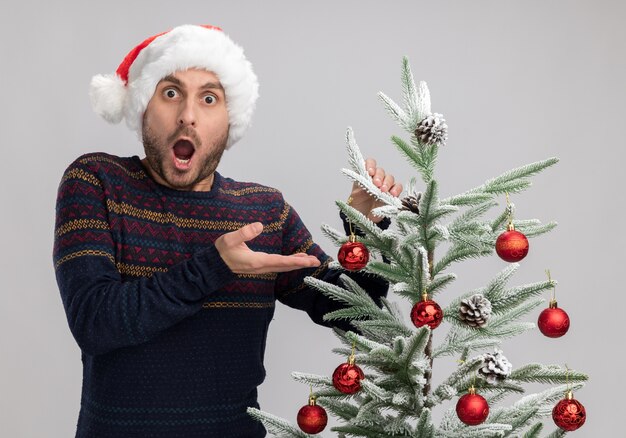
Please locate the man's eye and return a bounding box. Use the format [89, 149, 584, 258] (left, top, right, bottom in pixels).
[164, 88, 178, 99]
[204, 95, 216, 104]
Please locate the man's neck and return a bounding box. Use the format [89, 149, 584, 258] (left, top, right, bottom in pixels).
[140, 158, 215, 191]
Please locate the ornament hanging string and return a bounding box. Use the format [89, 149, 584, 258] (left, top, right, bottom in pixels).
[505, 192, 511, 225]
[546, 269, 556, 302]
[346, 196, 356, 236]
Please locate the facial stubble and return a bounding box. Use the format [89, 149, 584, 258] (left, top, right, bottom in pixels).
[142, 123, 229, 191]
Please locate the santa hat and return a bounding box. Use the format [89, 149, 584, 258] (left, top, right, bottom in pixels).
[89, 24, 259, 149]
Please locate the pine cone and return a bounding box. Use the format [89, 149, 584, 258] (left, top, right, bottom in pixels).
[459, 294, 492, 327]
[401, 192, 421, 214]
[478, 349, 512, 384]
[415, 113, 448, 146]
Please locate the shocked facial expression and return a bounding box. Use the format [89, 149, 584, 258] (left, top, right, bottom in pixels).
[141, 69, 229, 191]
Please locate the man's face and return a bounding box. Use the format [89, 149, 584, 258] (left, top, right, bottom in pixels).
[141, 69, 229, 191]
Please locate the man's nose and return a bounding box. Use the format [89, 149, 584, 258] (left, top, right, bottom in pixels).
[177, 99, 197, 127]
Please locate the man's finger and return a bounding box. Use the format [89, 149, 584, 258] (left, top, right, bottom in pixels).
[365, 158, 377, 176]
[390, 183, 403, 197]
[253, 253, 321, 273]
[373, 167, 385, 187]
[223, 222, 264, 247]
[381, 174, 395, 192]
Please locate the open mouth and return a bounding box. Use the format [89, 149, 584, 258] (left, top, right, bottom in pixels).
[172, 139, 195, 166]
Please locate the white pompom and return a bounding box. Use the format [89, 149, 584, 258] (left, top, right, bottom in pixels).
[89, 74, 126, 124]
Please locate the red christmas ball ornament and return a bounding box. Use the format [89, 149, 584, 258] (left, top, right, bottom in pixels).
[538, 300, 570, 338]
[552, 391, 586, 431]
[495, 224, 529, 263]
[411, 294, 443, 329]
[338, 235, 370, 271]
[297, 395, 328, 434]
[456, 387, 489, 426]
[332, 355, 365, 394]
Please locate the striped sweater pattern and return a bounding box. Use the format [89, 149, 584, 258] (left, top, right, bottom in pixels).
[53, 153, 387, 437]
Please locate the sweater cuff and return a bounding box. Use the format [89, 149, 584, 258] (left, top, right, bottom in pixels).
[193, 244, 236, 293]
[340, 211, 391, 237]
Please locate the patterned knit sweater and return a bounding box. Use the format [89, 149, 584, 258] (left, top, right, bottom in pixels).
[53, 153, 388, 437]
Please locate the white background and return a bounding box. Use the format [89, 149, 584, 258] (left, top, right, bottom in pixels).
[1, 0, 624, 436]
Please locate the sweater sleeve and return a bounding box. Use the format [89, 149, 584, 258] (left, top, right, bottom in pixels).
[53, 158, 235, 356]
[274, 198, 389, 331]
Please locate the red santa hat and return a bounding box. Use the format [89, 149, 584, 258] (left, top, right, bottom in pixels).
[89, 24, 259, 149]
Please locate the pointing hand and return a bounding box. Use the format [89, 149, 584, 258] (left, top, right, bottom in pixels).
[215, 222, 321, 274]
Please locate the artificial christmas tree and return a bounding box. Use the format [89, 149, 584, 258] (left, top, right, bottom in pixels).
[248, 58, 588, 436]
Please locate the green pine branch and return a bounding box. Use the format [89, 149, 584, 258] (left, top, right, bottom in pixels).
[336, 201, 396, 249]
[514, 221, 558, 237]
[521, 422, 543, 438]
[365, 261, 413, 285]
[442, 158, 559, 206]
[449, 201, 499, 229]
[509, 364, 588, 385]
[410, 137, 439, 184]
[488, 382, 584, 432]
[432, 244, 493, 277]
[392, 135, 427, 178]
[247, 408, 310, 437]
[489, 281, 554, 316]
[491, 204, 513, 231]
[317, 397, 359, 422]
[433, 333, 502, 359]
[544, 429, 567, 438]
[401, 56, 420, 125]
[291, 372, 335, 390]
[419, 179, 439, 253]
[378, 91, 412, 133]
[415, 408, 435, 437]
[427, 273, 457, 295]
[429, 357, 483, 405]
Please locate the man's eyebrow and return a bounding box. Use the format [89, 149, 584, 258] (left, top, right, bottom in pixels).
[158, 75, 224, 92]
[159, 75, 182, 86]
[200, 81, 224, 91]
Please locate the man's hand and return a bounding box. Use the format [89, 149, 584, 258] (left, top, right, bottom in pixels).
[215, 222, 321, 274]
[349, 158, 403, 223]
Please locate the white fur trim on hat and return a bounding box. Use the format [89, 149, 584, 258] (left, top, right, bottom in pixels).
[89, 25, 259, 149]
[90, 74, 126, 123]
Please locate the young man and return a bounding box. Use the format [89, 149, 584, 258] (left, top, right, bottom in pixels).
[54, 24, 402, 437]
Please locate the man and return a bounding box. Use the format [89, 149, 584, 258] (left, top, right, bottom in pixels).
[54, 24, 402, 437]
